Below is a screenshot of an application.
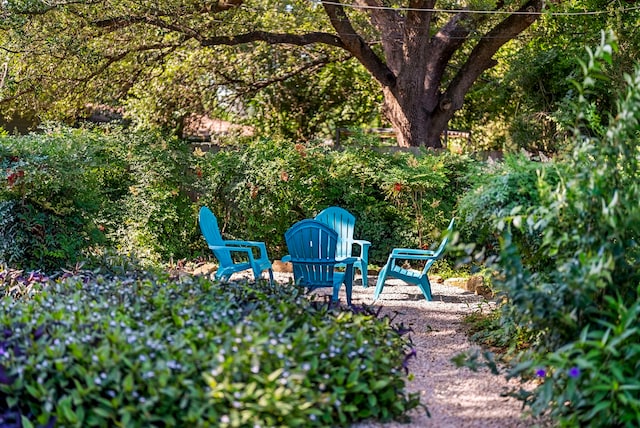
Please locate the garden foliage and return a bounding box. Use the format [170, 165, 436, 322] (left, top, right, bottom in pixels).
[195, 139, 475, 264]
[0, 125, 202, 270]
[461, 32, 640, 425]
[0, 126, 113, 270]
[0, 125, 475, 270]
[498, 33, 640, 351]
[456, 153, 560, 271]
[0, 268, 420, 427]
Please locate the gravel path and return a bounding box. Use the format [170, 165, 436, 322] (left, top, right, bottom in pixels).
[263, 270, 547, 428]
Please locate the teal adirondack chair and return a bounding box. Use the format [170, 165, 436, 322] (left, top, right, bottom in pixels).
[285, 219, 357, 306]
[315, 207, 371, 288]
[374, 218, 455, 301]
[198, 206, 274, 283]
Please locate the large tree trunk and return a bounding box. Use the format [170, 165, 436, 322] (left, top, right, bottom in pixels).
[323, 0, 543, 149]
[382, 87, 453, 148]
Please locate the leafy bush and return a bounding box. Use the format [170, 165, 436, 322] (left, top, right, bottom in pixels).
[0, 126, 115, 270]
[511, 290, 640, 426]
[0, 125, 206, 269]
[193, 138, 331, 257]
[0, 271, 420, 427]
[456, 153, 560, 269]
[497, 34, 640, 352]
[196, 138, 477, 265]
[0, 124, 475, 272]
[480, 32, 640, 424]
[113, 129, 201, 262]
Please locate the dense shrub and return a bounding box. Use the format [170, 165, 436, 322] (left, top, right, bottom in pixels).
[515, 290, 640, 426]
[114, 130, 201, 262]
[456, 153, 560, 270]
[475, 33, 640, 425]
[0, 126, 116, 270]
[0, 124, 475, 271]
[0, 269, 420, 427]
[498, 35, 640, 352]
[0, 126, 205, 269]
[196, 139, 477, 264]
[192, 138, 331, 257]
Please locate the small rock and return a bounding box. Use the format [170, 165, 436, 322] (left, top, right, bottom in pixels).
[444, 277, 467, 289]
[272, 260, 293, 273]
[475, 285, 493, 298]
[466, 275, 482, 293]
[468, 275, 493, 297]
[192, 263, 216, 276]
[431, 275, 444, 284]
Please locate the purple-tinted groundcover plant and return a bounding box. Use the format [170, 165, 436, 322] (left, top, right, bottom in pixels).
[534, 366, 581, 379]
[568, 366, 581, 378]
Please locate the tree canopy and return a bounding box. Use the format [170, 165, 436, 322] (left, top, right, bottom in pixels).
[1, 0, 638, 147]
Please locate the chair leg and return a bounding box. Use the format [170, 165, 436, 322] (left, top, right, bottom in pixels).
[332, 283, 341, 303]
[214, 269, 229, 283]
[417, 276, 433, 301]
[344, 265, 354, 306]
[373, 263, 390, 300]
[359, 262, 369, 288]
[252, 267, 274, 284]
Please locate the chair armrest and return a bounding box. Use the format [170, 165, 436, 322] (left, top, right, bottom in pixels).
[223, 240, 268, 258]
[350, 239, 371, 259]
[209, 245, 256, 261]
[388, 248, 439, 262]
[337, 256, 358, 266]
[390, 248, 437, 257]
[224, 239, 266, 249]
[291, 257, 357, 266]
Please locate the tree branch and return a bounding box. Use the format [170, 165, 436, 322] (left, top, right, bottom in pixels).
[90, 43, 181, 83]
[235, 55, 345, 94]
[399, 0, 436, 80]
[92, 15, 204, 40]
[0, 88, 36, 105]
[322, 1, 395, 87]
[427, 8, 494, 73]
[199, 30, 346, 49]
[354, 0, 404, 73]
[404, 0, 435, 53]
[443, 0, 544, 112]
[353, 0, 401, 32]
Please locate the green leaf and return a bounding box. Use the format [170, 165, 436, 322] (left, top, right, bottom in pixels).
[58, 396, 78, 424]
[123, 373, 134, 392]
[21, 416, 35, 428]
[92, 406, 114, 420]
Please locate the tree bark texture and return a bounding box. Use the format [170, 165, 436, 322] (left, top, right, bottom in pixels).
[323, 0, 544, 147]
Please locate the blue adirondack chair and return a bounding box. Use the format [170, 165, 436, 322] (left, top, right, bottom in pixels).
[374, 218, 455, 301]
[315, 206, 371, 288]
[284, 219, 357, 306]
[198, 206, 274, 283]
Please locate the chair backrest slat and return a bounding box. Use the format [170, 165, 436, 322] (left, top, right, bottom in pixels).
[315, 207, 355, 260]
[421, 218, 455, 274]
[198, 207, 233, 267]
[285, 219, 339, 287]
